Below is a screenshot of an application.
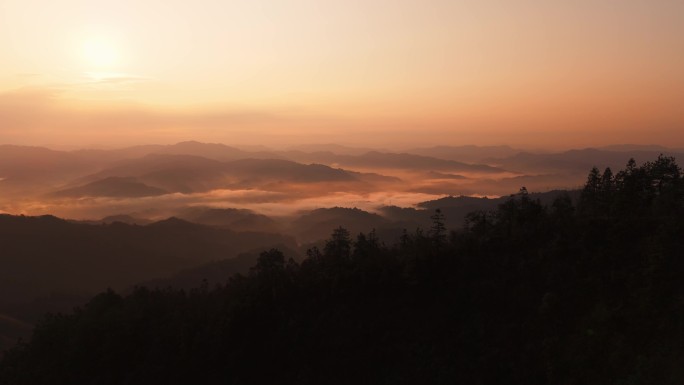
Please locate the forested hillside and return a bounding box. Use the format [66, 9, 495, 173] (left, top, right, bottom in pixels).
[1, 156, 682, 384]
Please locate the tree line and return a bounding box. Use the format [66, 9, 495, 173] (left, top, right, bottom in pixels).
[1, 155, 683, 384]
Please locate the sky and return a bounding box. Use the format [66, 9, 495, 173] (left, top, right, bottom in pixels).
[1, 0, 683, 149]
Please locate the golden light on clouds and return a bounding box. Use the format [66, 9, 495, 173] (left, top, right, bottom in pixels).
[0, 0, 682, 148]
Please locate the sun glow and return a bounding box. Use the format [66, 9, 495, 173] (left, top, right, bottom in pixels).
[82, 37, 120, 68]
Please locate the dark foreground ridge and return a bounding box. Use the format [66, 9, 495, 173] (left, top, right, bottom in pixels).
[1, 156, 683, 384]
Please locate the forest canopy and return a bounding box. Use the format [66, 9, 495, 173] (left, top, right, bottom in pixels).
[1, 156, 683, 384]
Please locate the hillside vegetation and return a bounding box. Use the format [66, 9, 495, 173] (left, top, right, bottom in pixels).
[1, 156, 682, 384]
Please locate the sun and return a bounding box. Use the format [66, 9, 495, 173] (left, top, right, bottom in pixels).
[82, 37, 120, 68]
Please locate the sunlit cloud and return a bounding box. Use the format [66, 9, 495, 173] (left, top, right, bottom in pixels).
[3, 186, 447, 221]
[82, 73, 148, 84]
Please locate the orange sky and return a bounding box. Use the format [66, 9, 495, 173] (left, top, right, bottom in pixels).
[1, 0, 683, 149]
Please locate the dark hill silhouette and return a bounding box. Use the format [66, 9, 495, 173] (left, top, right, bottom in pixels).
[3, 156, 682, 384]
[417, 189, 581, 210]
[6, 141, 684, 231]
[0, 213, 296, 321]
[412, 190, 582, 228]
[423, 171, 468, 179]
[60, 155, 398, 196]
[224, 159, 356, 182]
[146, 216, 197, 228]
[82, 154, 225, 180]
[597, 144, 672, 152]
[285, 143, 380, 155]
[51, 177, 168, 198]
[0, 146, 106, 198]
[139, 244, 299, 290]
[290, 207, 390, 243]
[405, 144, 520, 163]
[98, 214, 152, 225]
[157, 141, 267, 161]
[0, 145, 98, 182]
[149, 141, 284, 161]
[486, 148, 684, 173]
[279, 150, 506, 173]
[377, 199, 493, 231]
[71, 141, 283, 163]
[63, 154, 225, 194]
[178, 207, 281, 233]
[75, 215, 154, 226]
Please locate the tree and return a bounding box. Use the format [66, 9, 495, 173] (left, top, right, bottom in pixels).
[579, 167, 606, 216]
[323, 226, 352, 260]
[580, 167, 601, 205]
[251, 249, 285, 277]
[429, 209, 447, 246]
[600, 167, 614, 193]
[646, 154, 681, 195]
[353, 229, 381, 260]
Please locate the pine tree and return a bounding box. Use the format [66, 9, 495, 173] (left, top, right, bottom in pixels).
[429, 209, 447, 246]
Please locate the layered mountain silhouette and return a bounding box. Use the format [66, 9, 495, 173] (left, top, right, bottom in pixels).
[6, 141, 680, 210]
[53, 155, 399, 197]
[1, 145, 682, 383]
[0, 214, 296, 311]
[3, 142, 680, 230]
[139, 243, 300, 290]
[71, 140, 281, 163]
[98, 214, 153, 225]
[290, 207, 391, 243]
[405, 145, 520, 163]
[177, 207, 281, 233]
[52, 177, 169, 198]
[280, 150, 506, 172]
[485, 148, 684, 173]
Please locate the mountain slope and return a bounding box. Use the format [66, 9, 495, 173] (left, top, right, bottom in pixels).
[52, 177, 168, 198]
[60, 155, 397, 196]
[280, 150, 506, 173]
[0, 214, 296, 307]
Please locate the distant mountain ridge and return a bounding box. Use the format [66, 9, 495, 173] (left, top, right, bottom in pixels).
[280, 150, 506, 173]
[3, 140, 680, 218]
[485, 148, 684, 174]
[177, 207, 280, 233]
[404, 145, 520, 163]
[0, 213, 296, 307]
[53, 155, 400, 197]
[52, 176, 168, 198]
